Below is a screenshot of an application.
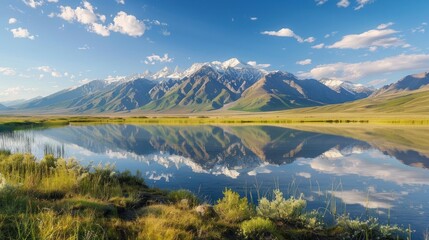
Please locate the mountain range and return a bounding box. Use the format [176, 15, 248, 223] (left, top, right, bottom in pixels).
[293, 71, 429, 114]
[2, 58, 428, 114]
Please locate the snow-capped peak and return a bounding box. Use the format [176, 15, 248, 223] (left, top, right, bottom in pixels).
[152, 66, 171, 79]
[320, 78, 374, 94]
[111, 58, 268, 83]
[221, 58, 247, 69]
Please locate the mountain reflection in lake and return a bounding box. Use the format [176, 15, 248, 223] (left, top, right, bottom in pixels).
[1, 124, 428, 238]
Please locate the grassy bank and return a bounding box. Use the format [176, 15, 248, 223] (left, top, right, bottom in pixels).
[1, 112, 429, 128]
[0, 151, 410, 240]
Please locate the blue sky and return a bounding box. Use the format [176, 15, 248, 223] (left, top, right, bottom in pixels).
[0, 0, 428, 101]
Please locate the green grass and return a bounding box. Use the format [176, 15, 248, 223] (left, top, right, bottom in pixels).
[0, 151, 411, 239]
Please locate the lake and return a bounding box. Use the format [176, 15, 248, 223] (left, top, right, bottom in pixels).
[1, 124, 428, 238]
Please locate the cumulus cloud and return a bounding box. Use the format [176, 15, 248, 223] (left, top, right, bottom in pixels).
[90, 23, 110, 36]
[337, 0, 350, 7]
[250, 17, 258, 21]
[327, 25, 408, 51]
[144, 54, 173, 65]
[296, 59, 312, 65]
[36, 66, 63, 78]
[355, 0, 373, 10]
[261, 28, 314, 44]
[0, 67, 16, 76]
[247, 61, 271, 69]
[10, 28, 35, 40]
[299, 54, 429, 81]
[57, 1, 145, 37]
[108, 11, 145, 37]
[8, 18, 17, 24]
[312, 43, 325, 49]
[116, 0, 125, 4]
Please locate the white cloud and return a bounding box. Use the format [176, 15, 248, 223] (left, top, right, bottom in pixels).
[58, 6, 77, 22]
[324, 31, 338, 38]
[250, 17, 258, 21]
[296, 59, 312, 65]
[0, 87, 38, 98]
[0, 67, 16, 76]
[377, 22, 394, 30]
[412, 22, 426, 33]
[355, 0, 372, 10]
[300, 54, 429, 82]
[10, 28, 35, 40]
[74, 2, 97, 24]
[78, 44, 90, 50]
[327, 26, 407, 50]
[8, 18, 17, 24]
[304, 37, 316, 43]
[47, 0, 59, 2]
[98, 14, 106, 23]
[312, 43, 325, 49]
[23, 0, 43, 8]
[247, 61, 271, 69]
[108, 11, 145, 37]
[36, 66, 63, 78]
[90, 23, 110, 36]
[161, 29, 171, 36]
[117, 0, 125, 4]
[337, 0, 350, 7]
[58, 2, 144, 37]
[261, 28, 305, 43]
[144, 53, 173, 65]
[315, 0, 328, 5]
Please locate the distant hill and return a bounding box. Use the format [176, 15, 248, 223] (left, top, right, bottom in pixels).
[372, 72, 429, 97]
[291, 72, 429, 114]
[0, 103, 9, 111]
[229, 72, 369, 112]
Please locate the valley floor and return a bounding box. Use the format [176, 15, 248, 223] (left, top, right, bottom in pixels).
[1, 110, 429, 127]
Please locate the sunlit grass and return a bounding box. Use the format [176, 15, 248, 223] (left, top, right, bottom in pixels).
[0, 151, 412, 239]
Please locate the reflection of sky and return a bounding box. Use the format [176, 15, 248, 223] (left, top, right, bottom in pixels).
[0, 125, 429, 239]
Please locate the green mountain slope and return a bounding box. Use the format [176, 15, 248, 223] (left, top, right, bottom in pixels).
[70, 79, 156, 113]
[230, 72, 352, 112]
[292, 86, 429, 114]
[142, 66, 238, 112]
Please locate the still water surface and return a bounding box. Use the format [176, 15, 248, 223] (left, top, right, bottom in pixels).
[0, 124, 428, 238]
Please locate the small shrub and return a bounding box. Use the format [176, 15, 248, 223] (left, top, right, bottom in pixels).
[214, 189, 254, 223]
[168, 189, 199, 207]
[336, 215, 407, 240]
[240, 217, 278, 239]
[257, 190, 306, 221]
